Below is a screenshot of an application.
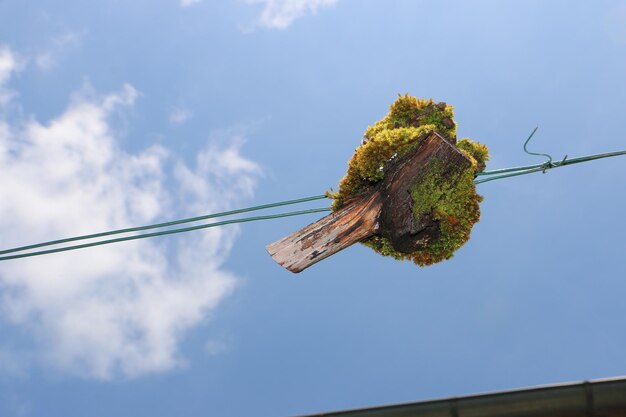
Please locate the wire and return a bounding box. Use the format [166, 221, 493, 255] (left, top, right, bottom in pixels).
[0, 207, 331, 261]
[522, 126, 552, 164]
[0, 194, 328, 256]
[475, 127, 626, 184]
[1, 126, 625, 262]
[475, 150, 626, 184]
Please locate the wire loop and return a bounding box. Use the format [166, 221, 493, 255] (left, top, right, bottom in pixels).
[476, 127, 625, 184]
[523, 126, 554, 167]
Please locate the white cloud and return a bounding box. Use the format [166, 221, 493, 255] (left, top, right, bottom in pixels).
[0, 47, 16, 86]
[180, 0, 202, 7]
[35, 32, 82, 71]
[0, 46, 18, 106]
[0, 47, 261, 379]
[169, 107, 193, 125]
[246, 0, 338, 29]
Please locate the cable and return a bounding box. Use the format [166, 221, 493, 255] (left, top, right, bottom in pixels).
[1, 128, 625, 262]
[0, 194, 328, 256]
[474, 127, 626, 184]
[474, 150, 626, 185]
[0, 207, 331, 262]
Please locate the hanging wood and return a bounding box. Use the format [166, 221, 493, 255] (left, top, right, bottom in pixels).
[267, 132, 473, 272]
[267, 95, 489, 273]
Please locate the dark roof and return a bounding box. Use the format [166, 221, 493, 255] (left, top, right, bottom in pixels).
[297, 377, 626, 417]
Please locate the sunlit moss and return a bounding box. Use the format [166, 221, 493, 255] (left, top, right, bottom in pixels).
[329, 94, 490, 266]
[457, 138, 489, 172]
[406, 159, 481, 265]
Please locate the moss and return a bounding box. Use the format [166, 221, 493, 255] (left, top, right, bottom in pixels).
[329, 125, 435, 208]
[331, 95, 458, 209]
[406, 159, 481, 265]
[457, 138, 489, 172]
[330, 94, 489, 266]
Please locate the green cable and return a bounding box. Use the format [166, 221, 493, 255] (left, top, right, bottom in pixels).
[474, 150, 626, 185]
[474, 166, 545, 184]
[0, 194, 328, 256]
[476, 127, 626, 183]
[0, 207, 331, 262]
[1, 138, 624, 262]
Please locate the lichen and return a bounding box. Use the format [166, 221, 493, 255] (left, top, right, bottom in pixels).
[329, 94, 490, 266]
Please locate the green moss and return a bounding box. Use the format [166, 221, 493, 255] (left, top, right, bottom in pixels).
[457, 138, 489, 172]
[331, 95, 458, 209]
[330, 94, 489, 266]
[406, 159, 481, 265]
[361, 235, 406, 260]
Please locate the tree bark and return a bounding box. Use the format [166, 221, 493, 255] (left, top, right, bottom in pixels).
[266, 132, 472, 273]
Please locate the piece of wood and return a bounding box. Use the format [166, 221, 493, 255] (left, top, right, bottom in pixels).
[378, 131, 472, 253]
[266, 132, 473, 273]
[266, 190, 383, 273]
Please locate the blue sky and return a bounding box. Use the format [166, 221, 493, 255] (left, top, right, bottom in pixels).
[0, 0, 625, 416]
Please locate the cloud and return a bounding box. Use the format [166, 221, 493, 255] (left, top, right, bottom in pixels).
[180, 0, 202, 7]
[0, 47, 261, 379]
[169, 107, 193, 125]
[0, 47, 16, 86]
[246, 0, 338, 29]
[0, 46, 19, 106]
[35, 32, 82, 71]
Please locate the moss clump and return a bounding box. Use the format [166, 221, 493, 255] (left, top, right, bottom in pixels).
[457, 138, 489, 172]
[329, 95, 458, 209]
[329, 94, 489, 266]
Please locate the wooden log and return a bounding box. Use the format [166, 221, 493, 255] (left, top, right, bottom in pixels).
[266, 132, 472, 273]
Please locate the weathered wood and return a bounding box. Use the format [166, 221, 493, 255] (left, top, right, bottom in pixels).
[266, 132, 473, 273]
[378, 132, 473, 253]
[266, 190, 383, 273]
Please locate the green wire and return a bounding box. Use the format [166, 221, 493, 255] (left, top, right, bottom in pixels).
[1, 141, 624, 262]
[0, 194, 328, 256]
[475, 150, 626, 184]
[522, 126, 552, 164]
[476, 126, 626, 183]
[474, 167, 545, 184]
[0, 207, 331, 262]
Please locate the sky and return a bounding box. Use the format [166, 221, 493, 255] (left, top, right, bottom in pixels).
[0, 0, 625, 416]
